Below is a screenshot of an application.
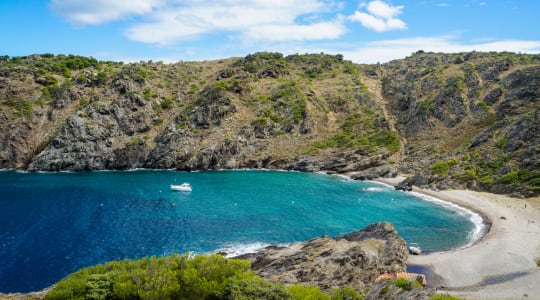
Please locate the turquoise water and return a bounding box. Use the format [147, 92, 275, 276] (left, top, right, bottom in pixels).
[0, 170, 481, 292]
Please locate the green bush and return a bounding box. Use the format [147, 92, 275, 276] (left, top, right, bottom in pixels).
[45, 253, 345, 300]
[221, 274, 291, 299]
[46, 254, 253, 300]
[288, 285, 330, 300]
[369, 130, 400, 154]
[497, 169, 540, 184]
[143, 88, 152, 101]
[420, 98, 435, 112]
[496, 136, 508, 149]
[329, 286, 363, 300]
[429, 293, 462, 300]
[477, 101, 489, 111]
[271, 81, 306, 123]
[161, 98, 174, 109]
[5, 97, 33, 119]
[389, 277, 422, 291]
[431, 161, 450, 176]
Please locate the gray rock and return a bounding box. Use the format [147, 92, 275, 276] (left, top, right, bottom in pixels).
[350, 164, 397, 180]
[238, 222, 408, 291]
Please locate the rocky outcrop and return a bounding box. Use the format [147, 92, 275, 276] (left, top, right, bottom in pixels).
[364, 279, 434, 300]
[350, 164, 397, 180]
[238, 222, 408, 291]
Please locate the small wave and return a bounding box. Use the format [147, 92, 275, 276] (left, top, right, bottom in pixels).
[332, 174, 354, 182]
[125, 168, 176, 172]
[367, 180, 395, 189]
[362, 187, 385, 192]
[213, 242, 272, 258]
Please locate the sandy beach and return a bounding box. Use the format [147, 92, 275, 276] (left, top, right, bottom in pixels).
[375, 177, 540, 299]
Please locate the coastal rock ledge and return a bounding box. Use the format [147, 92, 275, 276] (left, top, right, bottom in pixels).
[237, 222, 408, 291]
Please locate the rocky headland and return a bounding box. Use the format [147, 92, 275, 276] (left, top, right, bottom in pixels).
[238, 222, 435, 299]
[239, 222, 407, 289]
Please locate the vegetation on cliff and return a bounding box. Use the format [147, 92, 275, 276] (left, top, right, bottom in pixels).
[0, 51, 538, 196]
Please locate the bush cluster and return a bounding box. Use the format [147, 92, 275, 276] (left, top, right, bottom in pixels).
[45, 254, 363, 300]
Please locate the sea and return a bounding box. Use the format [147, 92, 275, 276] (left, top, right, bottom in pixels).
[0, 169, 484, 293]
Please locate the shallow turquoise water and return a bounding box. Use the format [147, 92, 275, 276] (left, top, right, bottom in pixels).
[0, 170, 480, 292]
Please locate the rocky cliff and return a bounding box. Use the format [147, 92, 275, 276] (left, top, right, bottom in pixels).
[238, 222, 408, 290]
[238, 222, 433, 299]
[0, 51, 538, 196]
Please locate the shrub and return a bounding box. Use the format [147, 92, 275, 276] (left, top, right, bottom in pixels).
[221, 274, 292, 299]
[96, 71, 108, 83]
[161, 98, 174, 109]
[496, 136, 508, 149]
[5, 97, 33, 119]
[431, 161, 450, 176]
[369, 130, 401, 154]
[477, 101, 489, 111]
[329, 286, 363, 300]
[429, 294, 462, 300]
[271, 81, 306, 124]
[389, 277, 422, 291]
[420, 98, 435, 112]
[497, 169, 539, 184]
[479, 175, 494, 185]
[46, 254, 252, 300]
[288, 285, 330, 300]
[143, 88, 152, 101]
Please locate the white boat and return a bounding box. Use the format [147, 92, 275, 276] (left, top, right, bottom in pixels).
[409, 243, 421, 255]
[170, 183, 192, 192]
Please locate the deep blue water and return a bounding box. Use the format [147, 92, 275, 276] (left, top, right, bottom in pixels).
[0, 170, 481, 293]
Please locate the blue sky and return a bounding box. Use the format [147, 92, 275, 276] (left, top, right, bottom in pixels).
[1, 0, 539, 63]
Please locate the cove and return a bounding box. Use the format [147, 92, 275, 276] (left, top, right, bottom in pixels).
[0, 170, 481, 293]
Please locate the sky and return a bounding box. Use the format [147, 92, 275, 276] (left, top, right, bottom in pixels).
[1, 0, 539, 64]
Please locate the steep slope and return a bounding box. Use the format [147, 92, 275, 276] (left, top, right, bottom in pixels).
[0, 51, 538, 197]
[376, 51, 540, 197]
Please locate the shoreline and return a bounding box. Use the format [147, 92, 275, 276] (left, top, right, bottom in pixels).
[372, 176, 540, 299]
[371, 177, 492, 252]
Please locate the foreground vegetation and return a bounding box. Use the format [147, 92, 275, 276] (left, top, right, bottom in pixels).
[45, 253, 363, 300]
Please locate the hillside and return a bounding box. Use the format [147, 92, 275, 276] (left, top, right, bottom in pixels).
[0, 51, 538, 197]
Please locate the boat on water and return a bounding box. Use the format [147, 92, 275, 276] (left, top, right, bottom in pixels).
[409, 243, 422, 255]
[170, 183, 192, 192]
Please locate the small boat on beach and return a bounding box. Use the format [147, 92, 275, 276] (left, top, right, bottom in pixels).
[408, 243, 421, 255]
[170, 183, 192, 192]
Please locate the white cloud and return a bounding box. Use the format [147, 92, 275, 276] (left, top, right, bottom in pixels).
[126, 0, 343, 44]
[51, 0, 344, 44]
[49, 0, 162, 25]
[338, 36, 540, 64]
[349, 0, 406, 32]
[242, 18, 347, 42]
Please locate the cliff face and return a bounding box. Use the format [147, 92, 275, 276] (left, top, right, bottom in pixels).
[0, 52, 538, 196]
[378, 52, 540, 196]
